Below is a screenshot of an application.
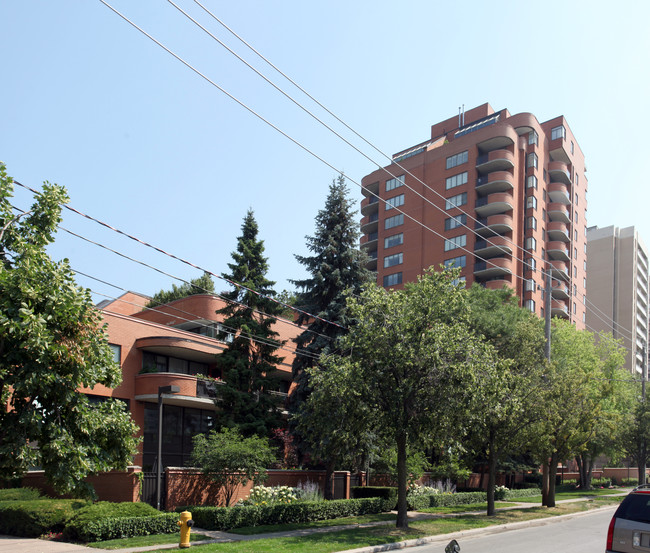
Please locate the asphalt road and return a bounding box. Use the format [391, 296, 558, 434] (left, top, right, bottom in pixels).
[413, 506, 617, 553]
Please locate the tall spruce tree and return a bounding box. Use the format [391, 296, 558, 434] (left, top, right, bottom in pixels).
[214, 210, 284, 438]
[289, 176, 372, 459]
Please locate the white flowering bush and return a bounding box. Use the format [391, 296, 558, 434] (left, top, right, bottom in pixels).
[239, 485, 298, 506]
[407, 484, 441, 497]
[494, 485, 509, 500]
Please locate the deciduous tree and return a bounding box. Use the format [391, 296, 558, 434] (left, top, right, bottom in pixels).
[190, 427, 275, 506]
[0, 164, 139, 497]
[147, 272, 214, 308]
[315, 269, 497, 528]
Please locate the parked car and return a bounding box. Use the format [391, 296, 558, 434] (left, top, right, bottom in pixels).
[607, 484, 650, 552]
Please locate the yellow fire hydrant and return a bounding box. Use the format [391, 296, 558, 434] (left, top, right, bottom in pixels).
[177, 510, 194, 549]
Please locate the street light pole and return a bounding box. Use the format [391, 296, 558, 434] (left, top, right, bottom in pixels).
[156, 385, 180, 511]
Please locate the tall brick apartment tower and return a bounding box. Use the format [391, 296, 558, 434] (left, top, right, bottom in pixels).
[360, 103, 587, 329]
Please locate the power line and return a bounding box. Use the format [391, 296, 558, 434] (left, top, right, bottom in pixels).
[11, 181, 343, 336]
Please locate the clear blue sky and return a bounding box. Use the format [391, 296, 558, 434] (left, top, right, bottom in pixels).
[1, 0, 648, 302]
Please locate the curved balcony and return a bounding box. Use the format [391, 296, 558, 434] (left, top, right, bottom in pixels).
[485, 277, 514, 290]
[134, 373, 218, 409]
[552, 281, 570, 300]
[360, 195, 380, 216]
[550, 259, 570, 281]
[365, 249, 378, 271]
[475, 171, 514, 196]
[362, 180, 380, 197]
[547, 241, 570, 261]
[361, 231, 378, 250]
[547, 203, 571, 224]
[548, 161, 571, 185]
[551, 299, 570, 319]
[548, 182, 571, 205]
[473, 256, 513, 278]
[547, 221, 570, 242]
[475, 149, 515, 174]
[360, 212, 379, 234]
[474, 236, 513, 258]
[475, 191, 514, 217]
[474, 214, 513, 237]
[135, 336, 223, 364]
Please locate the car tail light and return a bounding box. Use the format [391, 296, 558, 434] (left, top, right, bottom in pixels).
[607, 516, 616, 551]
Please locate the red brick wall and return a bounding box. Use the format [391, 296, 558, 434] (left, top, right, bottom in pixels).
[165, 468, 332, 511]
[22, 467, 141, 502]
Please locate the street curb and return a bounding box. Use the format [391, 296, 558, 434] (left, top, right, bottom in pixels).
[335, 504, 619, 553]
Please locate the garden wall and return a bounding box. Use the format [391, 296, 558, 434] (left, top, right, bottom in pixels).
[21, 466, 141, 502]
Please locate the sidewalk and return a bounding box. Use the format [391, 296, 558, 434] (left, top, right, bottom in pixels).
[1, 494, 626, 553]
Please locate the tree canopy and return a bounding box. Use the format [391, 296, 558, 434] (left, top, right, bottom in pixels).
[0, 163, 139, 497]
[147, 272, 215, 308]
[190, 427, 276, 506]
[305, 269, 498, 527]
[214, 210, 284, 438]
[289, 175, 372, 409]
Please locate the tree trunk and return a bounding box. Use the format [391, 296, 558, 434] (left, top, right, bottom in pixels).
[638, 440, 647, 485]
[487, 430, 497, 516]
[396, 431, 409, 528]
[547, 452, 558, 508]
[576, 455, 584, 488]
[541, 457, 549, 506]
[581, 453, 594, 490]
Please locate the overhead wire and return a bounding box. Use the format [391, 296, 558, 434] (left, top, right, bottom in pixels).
[11, 181, 342, 338]
[76, 274, 321, 363]
[94, 0, 543, 298]
[24, 1, 632, 346]
[183, 2, 645, 344]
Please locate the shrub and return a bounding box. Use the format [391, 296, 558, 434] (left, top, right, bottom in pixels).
[294, 480, 324, 502]
[0, 488, 42, 501]
[621, 478, 639, 487]
[239, 485, 298, 506]
[350, 486, 398, 509]
[0, 499, 88, 537]
[503, 487, 541, 499]
[190, 497, 390, 530]
[68, 513, 179, 542]
[62, 501, 161, 541]
[494, 486, 509, 500]
[407, 491, 488, 511]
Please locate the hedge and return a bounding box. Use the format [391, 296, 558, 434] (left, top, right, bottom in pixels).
[0, 488, 42, 502]
[407, 491, 487, 511]
[70, 513, 179, 543]
[188, 497, 392, 530]
[351, 486, 397, 509]
[503, 487, 541, 499]
[0, 499, 88, 537]
[62, 502, 163, 541]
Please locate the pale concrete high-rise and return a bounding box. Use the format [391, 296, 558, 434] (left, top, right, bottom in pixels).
[586, 225, 649, 374]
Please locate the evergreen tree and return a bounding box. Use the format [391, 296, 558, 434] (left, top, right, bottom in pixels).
[289, 176, 372, 456]
[214, 210, 284, 438]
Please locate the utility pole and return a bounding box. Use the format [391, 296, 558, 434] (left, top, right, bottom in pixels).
[541, 269, 552, 506]
[642, 345, 647, 485]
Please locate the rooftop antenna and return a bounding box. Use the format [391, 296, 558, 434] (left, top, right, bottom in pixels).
[462, 104, 465, 126]
[458, 107, 461, 128]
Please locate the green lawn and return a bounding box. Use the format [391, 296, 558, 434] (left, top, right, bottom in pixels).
[87, 532, 210, 550]
[141, 498, 622, 553]
[418, 501, 518, 514]
[230, 513, 396, 535]
[510, 487, 627, 503]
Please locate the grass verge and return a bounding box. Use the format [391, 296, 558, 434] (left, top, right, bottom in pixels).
[87, 532, 210, 550]
[143, 497, 623, 553]
[418, 502, 518, 514]
[230, 513, 396, 535]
